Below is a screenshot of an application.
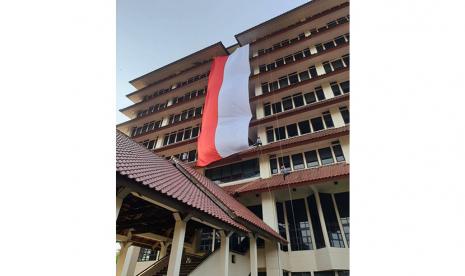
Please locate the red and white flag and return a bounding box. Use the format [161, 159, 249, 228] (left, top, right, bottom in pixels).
[197, 45, 251, 167]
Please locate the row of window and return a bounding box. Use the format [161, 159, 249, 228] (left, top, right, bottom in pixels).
[162, 125, 200, 146]
[131, 119, 163, 137]
[141, 138, 158, 150]
[270, 141, 345, 174]
[167, 106, 203, 125]
[172, 86, 207, 105]
[266, 111, 335, 144]
[260, 54, 349, 95]
[170, 149, 197, 163]
[137, 248, 157, 262]
[286, 271, 349, 276]
[136, 86, 206, 119]
[204, 158, 260, 184]
[263, 80, 349, 117]
[256, 15, 349, 57]
[258, 33, 349, 74]
[141, 71, 209, 102]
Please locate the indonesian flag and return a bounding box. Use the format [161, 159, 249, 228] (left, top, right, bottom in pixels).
[197, 45, 251, 167]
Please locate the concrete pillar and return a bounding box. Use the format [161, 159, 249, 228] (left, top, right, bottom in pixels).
[256, 104, 265, 119]
[321, 83, 334, 100]
[161, 117, 169, 127]
[261, 192, 282, 276]
[211, 229, 216, 251]
[159, 241, 168, 258]
[249, 235, 258, 276]
[255, 83, 263, 96]
[259, 154, 271, 179]
[192, 229, 202, 253]
[166, 213, 188, 276]
[315, 63, 325, 76]
[116, 242, 141, 276]
[329, 106, 345, 128]
[219, 230, 231, 276]
[309, 46, 318, 55]
[313, 189, 331, 248]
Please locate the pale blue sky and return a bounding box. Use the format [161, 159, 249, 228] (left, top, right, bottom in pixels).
[117, 0, 308, 123]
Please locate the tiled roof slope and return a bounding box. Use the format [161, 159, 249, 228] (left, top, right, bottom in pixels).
[116, 130, 247, 232]
[173, 159, 287, 243]
[227, 163, 350, 195]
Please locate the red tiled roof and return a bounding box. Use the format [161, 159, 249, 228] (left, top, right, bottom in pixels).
[116, 130, 247, 233]
[116, 131, 285, 243]
[173, 159, 287, 243]
[227, 163, 350, 195]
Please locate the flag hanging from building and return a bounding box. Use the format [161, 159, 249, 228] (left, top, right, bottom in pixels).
[197, 45, 251, 167]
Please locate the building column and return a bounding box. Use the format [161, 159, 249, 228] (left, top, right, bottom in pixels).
[211, 229, 216, 251]
[219, 230, 231, 276]
[312, 188, 331, 248]
[339, 136, 350, 163]
[249, 234, 258, 276]
[261, 192, 282, 276]
[159, 241, 169, 258]
[192, 228, 202, 253]
[259, 153, 271, 179]
[116, 242, 141, 276]
[329, 107, 345, 128]
[166, 213, 189, 276]
[116, 187, 130, 220]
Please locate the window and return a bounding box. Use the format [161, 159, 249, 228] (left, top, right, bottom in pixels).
[269, 81, 279, 91]
[192, 126, 200, 137]
[285, 124, 298, 138]
[195, 106, 202, 116]
[131, 127, 137, 137]
[279, 76, 289, 88]
[264, 103, 271, 116]
[327, 20, 337, 28]
[331, 59, 345, 70]
[299, 71, 310, 81]
[332, 142, 345, 162]
[272, 102, 283, 114]
[303, 48, 311, 57]
[314, 272, 335, 276]
[324, 41, 335, 50]
[138, 248, 157, 262]
[199, 229, 213, 252]
[285, 199, 313, 250]
[330, 82, 342, 96]
[335, 192, 350, 246]
[307, 195, 326, 249]
[266, 127, 275, 143]
[340, 81, 350, 93]
[205, 158, 260, 183]
[318, 147, 334, 165]
[304, 92, 316, 104]
[147, 139, 156, 150]
[340, 106, 350, 124]
[291, 153, 305, 170]
[259, 64, 267, 73]
[284, 55, 294, 64]
[168, 133, 176, 144]
[275, 127, 286, 141]
[276, 58, 284, 67]
[278, 156, 291, 171]
[315, 44, 324, 53]
[315, 87, 326, 100]
[294, 51, 304, 61]
[298, 120, 311, 134]
[335, 35, 346, 45]
[282, 96, 293, 111]
[291, 273, 311, 276]
[176, 130, 184, 142]
[323, 62, 333, 74]
[183, 128, 192, 140]
[293, 93, 304, 107]
[304, 150, 319, 167]
[261, 83, 269, 93]
[270, 158, 279, 174]
[311, 117, 325, 132]
[322, 112, 334, 128]
[187, 150, 197, 162]
[276, 202, 288, 251]
[309, 66, 318, 78]
[320, 193, 345, 248]
[342, 54, 350, 66]
[288, 73, 299, 85]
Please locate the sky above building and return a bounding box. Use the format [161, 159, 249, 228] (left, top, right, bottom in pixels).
[117, 0, 308, 123]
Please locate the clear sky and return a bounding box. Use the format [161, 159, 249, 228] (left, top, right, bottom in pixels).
[116, 0, 308, 123]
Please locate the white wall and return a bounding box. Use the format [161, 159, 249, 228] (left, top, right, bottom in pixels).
[189, 250, 251, 276]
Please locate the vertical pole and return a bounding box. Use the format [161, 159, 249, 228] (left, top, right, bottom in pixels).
[313, 188, 331, 248]
[166, 213, 188, 276]
[219, 230, 231, 276]
[116, 242, 141, 276]
[249, 234, 258, 276]
[261, 192, 282, 276]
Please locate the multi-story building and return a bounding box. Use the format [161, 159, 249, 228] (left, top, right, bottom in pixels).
[117, 0, 350, 275]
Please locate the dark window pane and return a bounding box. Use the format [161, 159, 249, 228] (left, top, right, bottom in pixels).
[264, 103, 272, 116]
[176, 131, 184, 142]
[323, 62, 333, 73]
[188, 150, 196, 162]
[342, 55, 350, 66]
[272, 102, 283, 114]
[291, 153, 305, 170]
[340, 108, 350, 124]
[205, 159, 260, 183]
[282, 97, 293, 111]
[303, 48, 311, 57]
[293, 94, 304, 107]
[304, 150, 319, 167]
[315, 44, 324, 53]
[299, 71, 310, 81]
[285, 199, 313, 250]
[323, 41, 335, 50]
[332, 144, 345, 162]
[337, 16, 349, 24]
[286, 124, 298, 137]
[276, 202, 288, 251]
[304, 92, 316, 104]
[323, 112, 334, 128]
[288, 73, 299, 85]
[315, 87, 326, 100]
[147, 140, 156, 150]
[284, 55, 294, 64]
[278, 156, 291, 171]
[334, 36, 346, 45]
[163, 135, 169, 146]
[270, 81, 279, 91]
[298, 121, 311, 134]
[318, 147, 334, 165]
[327, 20, 337, 28]
[340, 81, 350, 93]
[294, 51, 304, 61]
[266, 127, 275, 143]
[275, 127, 286, 140]
[195, 107, 202, 116]
[335, 192, 350, 246]
[276, 58, 284, 67]
[187, 108, 195, 118]
[330, 82, 342, 96]
[261, 83, 269, 93]
[311, 117, 325, 131]
[331, 59, 344, 70]
[259, 64, 267, 73]
[309, 66, 318, 78]
[307, 194, 326, 249]
[270, 158, 278, 174]
[183, 128, 192, 140]
[320, 193, 345, 248]
[192, 126, 200, 137]
[168, 133, 176, 144]
[279, 77, 289, 88]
